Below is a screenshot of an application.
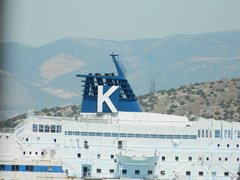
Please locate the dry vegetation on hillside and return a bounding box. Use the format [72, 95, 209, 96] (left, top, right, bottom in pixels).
[139, 78, 240, 122]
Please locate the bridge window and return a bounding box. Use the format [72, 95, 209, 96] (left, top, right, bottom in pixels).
[224, 130, 231, 138]
[32, 124, 37, 132]
[39, 125, 44, 132]
[215, 130, 221, 138]
[51, 125, 56, 133]
[45, 125, 50, 133]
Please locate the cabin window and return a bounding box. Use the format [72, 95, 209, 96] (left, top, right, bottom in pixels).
[215, 130, 221, 138]
[45, 125, 50, 133]
[160, 171, 165, 175]
[202, 130, 204, 137]
[237, 158, 239, 161]
[227, 144, 229, 148]
[23, 151, 26, 155]
[175, 156, 179, 161]
[148, 170, 153, 175]
[84, 141, 89, 149]
[186, 171, 191, 176]
[225, 157, 228, 161]
[96, 169, 101, 173]
[217, 144, 220, 147]
[97, 154, 101, 159]
[118, 141, 123, 149]
[41, 152, 44, 156]
[188, 157, 192, 161]
[122, 169, 127, 174]
[77, 153, 81, 158]
[0, 165, 4, 171]
[110, 155, 114, 159]
[48, 166, 53, 172]
[32, 124, 38, 132]
[199, 171, 204, 176]
[30, 165, 34, 172]
[54, 138, 57, 143]
[26, 138, 28, 142]
[224, 172, 229, 176]
[237, 144, 239, 148]
[209, 130, 212, 137]
[29, 152, 32, 155]
[219, 157, 221, 161]
[35, 152, 38, 155]
[211, 172, 216, 176]
[12, 165, 19, 171]
[206, 157, 209, 161]
[162, 156, 165, 161]
[135, 170, 140, 175]
[109, 169, 114, 174]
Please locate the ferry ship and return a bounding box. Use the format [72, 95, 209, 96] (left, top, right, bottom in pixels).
[0, 53, 240, 180]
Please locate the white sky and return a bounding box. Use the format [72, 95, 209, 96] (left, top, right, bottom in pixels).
[1, 0, 240, 47]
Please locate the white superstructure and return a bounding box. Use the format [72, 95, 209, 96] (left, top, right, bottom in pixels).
[0, 54, 239, 180]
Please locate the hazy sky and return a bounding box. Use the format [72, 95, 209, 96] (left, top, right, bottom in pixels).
[1, 0, 240, 47]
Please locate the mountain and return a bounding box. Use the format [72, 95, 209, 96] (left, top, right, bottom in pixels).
[0, 30, 240, 116]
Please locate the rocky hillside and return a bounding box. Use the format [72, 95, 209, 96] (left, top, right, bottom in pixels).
[139, 78, 240, 122]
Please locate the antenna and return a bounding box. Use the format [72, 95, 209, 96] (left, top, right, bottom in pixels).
[150, 79, 156, 94]
[110, 52, 126, 77]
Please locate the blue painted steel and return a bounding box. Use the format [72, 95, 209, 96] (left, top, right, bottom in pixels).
[77, 53, 142, 113]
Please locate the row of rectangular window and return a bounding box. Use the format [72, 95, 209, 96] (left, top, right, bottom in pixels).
[32, 124, 62, 133]
[198, 129, 240, 139]
[96, 168, 152, 175]
[64, 131, 197, 140]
